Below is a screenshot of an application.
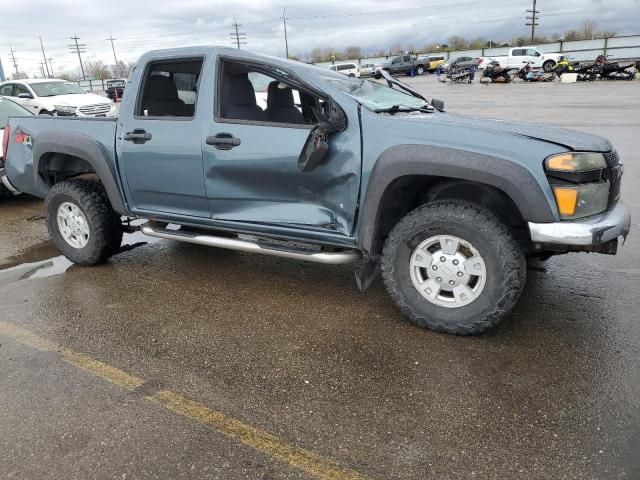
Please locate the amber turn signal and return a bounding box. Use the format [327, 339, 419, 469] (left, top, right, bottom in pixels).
[552, 186, 578, 217]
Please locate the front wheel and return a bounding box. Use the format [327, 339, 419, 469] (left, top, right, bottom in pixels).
[45, 179, 123, 265]
[542, 60, 555, 72]
[415, 65, 425, 75]
[381, 200, 526, 335]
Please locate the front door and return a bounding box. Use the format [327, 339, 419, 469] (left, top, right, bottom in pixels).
[116, 57, 210, 218]
[203, 60, 361, 236]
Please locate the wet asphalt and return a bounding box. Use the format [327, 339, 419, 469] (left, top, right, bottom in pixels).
[1, 76, 639, 479]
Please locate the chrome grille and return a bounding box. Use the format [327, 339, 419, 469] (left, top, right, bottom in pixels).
[78, 103, 111, 115]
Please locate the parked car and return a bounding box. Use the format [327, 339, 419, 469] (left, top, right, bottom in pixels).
[440, 56, 478, 72]
[478, 47, 562, 72]
[1, 96, 33, 197]
[0, 79, 116, 117]
[375, 55, 430, 77]
[359, 63, 377, 77]
[426, 55, 446, 72]
[1, 47, 631, 336]
[329, 63, 360, 77]
[105, 79, 126, 101]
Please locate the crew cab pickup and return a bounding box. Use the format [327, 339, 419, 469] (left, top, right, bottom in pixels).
[374, 54, 430, 77]
[1, 46, 631, 335]
[479, 47, 563, 72]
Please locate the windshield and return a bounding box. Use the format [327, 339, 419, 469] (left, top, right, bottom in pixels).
[29, 81, 86, 97]
[0, 97, 33, 124]
[330, 77, 428, 112]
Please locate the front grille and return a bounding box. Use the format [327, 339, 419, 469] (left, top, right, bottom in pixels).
[603, 150, 622, 206]
[604, 150, 620, 168]
[78, 103, 111, 116]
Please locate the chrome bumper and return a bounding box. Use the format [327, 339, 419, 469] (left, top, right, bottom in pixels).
[528, 202, 631, 246]
[1, 169, 20, 194]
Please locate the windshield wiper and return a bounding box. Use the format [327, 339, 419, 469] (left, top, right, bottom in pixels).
[374, 104, 433, 114]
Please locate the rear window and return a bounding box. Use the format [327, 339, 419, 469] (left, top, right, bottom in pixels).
[429, 56, 445, 61]
[0, 97, 32, 125]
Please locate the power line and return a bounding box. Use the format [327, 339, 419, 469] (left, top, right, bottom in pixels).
[230, 18, 247, 49]
[69, 35, 86, 80]
[281, 8, 289, 59]
[526, 0, 540, 43]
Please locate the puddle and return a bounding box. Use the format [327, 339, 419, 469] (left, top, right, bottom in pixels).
[0, 229, 163, 282]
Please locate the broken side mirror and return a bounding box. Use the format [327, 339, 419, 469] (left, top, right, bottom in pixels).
[431, 98, 445, 112]
[297, 101, 345, 173]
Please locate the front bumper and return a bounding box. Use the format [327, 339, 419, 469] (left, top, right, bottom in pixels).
[528, 202, 631, 247]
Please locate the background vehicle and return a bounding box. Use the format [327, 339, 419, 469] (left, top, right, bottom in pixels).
[105, 79, 126, 101]
[1, 96, 33, 197]
[329, 63, 360, 77]
[1, 47, 630, 336]
[358, 63, 376, 77]
[0, 79, 116, 117]
[440, 56, 476, 72]
[374, 55, 430, 77]
[426, 55, 446, 72]
[478, 47, 562, 72]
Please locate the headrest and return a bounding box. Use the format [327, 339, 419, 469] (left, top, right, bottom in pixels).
[223, 73, 257, 107]
[267, 81, 295, 109]
[146, 75, 179, 101]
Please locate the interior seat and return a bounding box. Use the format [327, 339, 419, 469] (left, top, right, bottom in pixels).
[221, 73, 267, 121]
[266, 81, 306, 124]
[143, 75, 188, 117]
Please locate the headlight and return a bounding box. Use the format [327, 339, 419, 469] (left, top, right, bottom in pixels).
[552, 181, 610, 219]
[54, 105, 77, 116]
[545, 152, 606, 172]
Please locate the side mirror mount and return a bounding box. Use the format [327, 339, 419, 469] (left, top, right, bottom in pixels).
[18, 92, 33, 99]
[297, 100, 345, 173]
[431, 98, 445, 112]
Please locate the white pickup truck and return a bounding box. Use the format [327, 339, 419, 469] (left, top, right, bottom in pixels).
[478, 47, 562, 72]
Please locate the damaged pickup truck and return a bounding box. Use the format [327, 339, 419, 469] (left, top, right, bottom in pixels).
[1, 47, 631, 335]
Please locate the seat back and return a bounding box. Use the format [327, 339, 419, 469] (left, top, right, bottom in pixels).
[221, 73, 267, 121]
[142, 75, 189, 116]
[266, 81, 305, 124]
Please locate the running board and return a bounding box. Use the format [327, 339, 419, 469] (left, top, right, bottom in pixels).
[140, 225, 361, 265]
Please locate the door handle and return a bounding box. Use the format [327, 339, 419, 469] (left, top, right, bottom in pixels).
[206, 133, 241, 150]
[124, 129, 152, 144]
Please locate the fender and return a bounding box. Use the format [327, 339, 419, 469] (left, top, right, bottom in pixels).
[356, 144, 557, 253]
[33, 130, 131, 216]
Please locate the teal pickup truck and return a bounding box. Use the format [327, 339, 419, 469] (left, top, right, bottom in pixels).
[1, 46, 631, 335]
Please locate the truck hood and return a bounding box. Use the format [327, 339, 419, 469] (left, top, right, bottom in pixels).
[41, 93, 112, 107]
[405, 112, 613, 152]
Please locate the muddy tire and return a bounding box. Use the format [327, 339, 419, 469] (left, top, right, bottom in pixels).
[45, 179, 122, 265]
[381, 200, 526, 335]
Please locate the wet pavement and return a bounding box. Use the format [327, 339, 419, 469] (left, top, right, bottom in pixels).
[1, 77, 639, 479]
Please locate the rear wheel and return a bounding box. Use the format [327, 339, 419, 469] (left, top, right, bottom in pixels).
[381, 200, 526, 335]
[45, 179, 122, 265]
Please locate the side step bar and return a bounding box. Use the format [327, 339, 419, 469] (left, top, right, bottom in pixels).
[140, 225, 361, 265]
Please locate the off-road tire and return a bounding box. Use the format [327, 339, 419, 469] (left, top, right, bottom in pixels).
[45, 179, 122, 265]
[381, 200, 526, 335]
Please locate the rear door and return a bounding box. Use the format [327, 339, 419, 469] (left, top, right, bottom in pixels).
[116, 56, 210, 217]
[202, 57, 361, 236]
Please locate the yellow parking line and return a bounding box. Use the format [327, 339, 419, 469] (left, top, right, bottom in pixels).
[147, 390, 370, 480]
[0, 320, 371, 480]
[0, 320, 144, 390]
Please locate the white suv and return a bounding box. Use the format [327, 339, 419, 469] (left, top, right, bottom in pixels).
[0, 79, 116, 117]
[329, 63, 361, 78]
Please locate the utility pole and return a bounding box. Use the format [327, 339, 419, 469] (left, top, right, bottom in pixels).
[107, 32, 118, 65]
[281, 8, 289, 59]
[9, 45, 19, 77]
[39, 63, 46, 78]
[69, 35, 86, 80]
[229, 18, 246, 49]
[526, 0, 540, 44]
[48, 58, 55, 77]
[39, 36, 51, 78]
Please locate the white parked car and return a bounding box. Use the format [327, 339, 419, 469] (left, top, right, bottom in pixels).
[329, 63, 361, 78]
[358, 63, 377, 77]
[0, 79, 116, 117]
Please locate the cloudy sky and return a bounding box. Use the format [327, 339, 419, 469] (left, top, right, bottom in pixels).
[1, 0, 639, 78]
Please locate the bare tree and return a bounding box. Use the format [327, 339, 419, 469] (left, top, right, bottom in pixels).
[309, 48, 323, 63]
[85, 60, 110, 80]
[112, 60, 135, 79]
[448, 35, 468, 50]
[580, 19, 598, 40]
[343, 46, 363, 60]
